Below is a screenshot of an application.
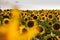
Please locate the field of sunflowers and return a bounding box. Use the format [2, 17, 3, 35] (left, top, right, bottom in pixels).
[0, 9, 60, 40]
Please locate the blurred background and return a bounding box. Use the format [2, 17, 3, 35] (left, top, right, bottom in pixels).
[0, 0, 60, 10]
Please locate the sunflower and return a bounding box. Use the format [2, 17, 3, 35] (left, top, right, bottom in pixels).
[56, 15, 60, 21]
[36, 25, 45, 35]
[48, 21, 53, 26]
[40, 16, 47, 21]
[52, 23, 60, 31]
[26, 20, 36, 28]
[53, 10, 58, 16]
[2, 18, 10, 25]
[47, 13, 55, 20]
[25, 15, 32, 22]
[19, 25, 28, 34]
[32, 15, 39, 20]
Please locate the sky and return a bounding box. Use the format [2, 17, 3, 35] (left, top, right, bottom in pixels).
[0, 0, 60, 10]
